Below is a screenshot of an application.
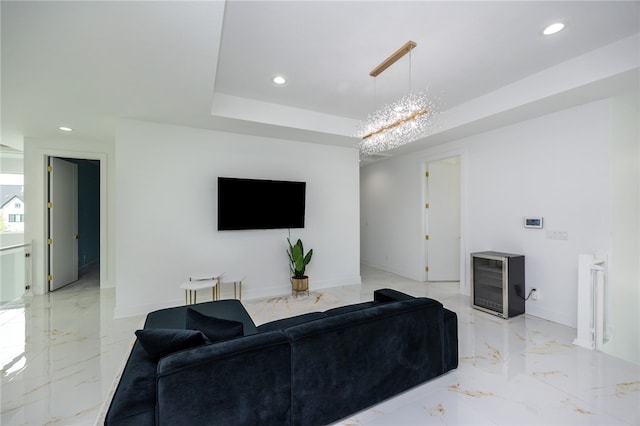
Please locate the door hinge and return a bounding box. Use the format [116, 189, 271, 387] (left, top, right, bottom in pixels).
[425, 203, 429, 209]
[47, 202, 53, 209]
[425, 171, 429, 177]
[47, 238, 53, 245]
[47, 275, 53, 282]
[425, 266, 429, 272]
[47, 165, 53, 172]
[425, 234, 429, 240]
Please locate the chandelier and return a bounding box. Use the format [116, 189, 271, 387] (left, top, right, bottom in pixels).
[357, 41, 439, 155]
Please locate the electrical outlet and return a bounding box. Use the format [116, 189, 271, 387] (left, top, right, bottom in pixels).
[531, 289, 538, 300]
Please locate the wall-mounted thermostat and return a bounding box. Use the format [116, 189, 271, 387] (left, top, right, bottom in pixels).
[524, 217, 543, 229]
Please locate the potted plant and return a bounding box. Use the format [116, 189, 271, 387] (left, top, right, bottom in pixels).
[287, 237, 313, 293]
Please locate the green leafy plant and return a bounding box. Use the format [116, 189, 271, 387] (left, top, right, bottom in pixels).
[287, 237, 313, 279]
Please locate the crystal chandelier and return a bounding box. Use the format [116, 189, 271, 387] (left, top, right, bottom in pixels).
[357, 41, 439, 155]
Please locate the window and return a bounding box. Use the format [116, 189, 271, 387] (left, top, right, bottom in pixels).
[14, 203, 21, 208]
[8, 214, 24, 223]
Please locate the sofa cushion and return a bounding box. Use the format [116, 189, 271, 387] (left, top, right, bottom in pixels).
[257, 311, 327, 333]
[186, 307, 244, 342]
[143, 299, 258, 335]
[135, 329, 208, 362]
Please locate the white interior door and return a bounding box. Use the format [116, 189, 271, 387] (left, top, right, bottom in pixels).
[48, 157, 78, 291]
[426, 157, 461, 281]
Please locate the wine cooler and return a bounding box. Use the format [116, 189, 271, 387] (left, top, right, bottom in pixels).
[471, 251, 525, 319]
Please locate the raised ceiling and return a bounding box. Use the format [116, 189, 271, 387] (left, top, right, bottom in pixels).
[2, 1, 639, 158]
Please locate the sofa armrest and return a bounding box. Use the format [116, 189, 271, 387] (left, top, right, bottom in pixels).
[374, 288, 415, 303]
[442, 308, 459, 372]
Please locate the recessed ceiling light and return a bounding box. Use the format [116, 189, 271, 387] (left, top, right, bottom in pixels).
[273, 76, 286, 85]
[58, 126, 73, 132]
[543, 22, 565, 36]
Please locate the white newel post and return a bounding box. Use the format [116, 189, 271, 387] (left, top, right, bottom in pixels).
[575, 253, 607, 350]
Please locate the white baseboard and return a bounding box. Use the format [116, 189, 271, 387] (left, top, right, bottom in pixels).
[114, 298, 183, 319]
[241, 283, 291, 300]
[311, 275, 362, 289]
[526, 304, 576, 328]
[573, 337, 594, 349]
[361, 260, 421, 281]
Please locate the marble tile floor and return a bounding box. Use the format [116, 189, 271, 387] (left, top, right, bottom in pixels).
[1, 264, 638, 425]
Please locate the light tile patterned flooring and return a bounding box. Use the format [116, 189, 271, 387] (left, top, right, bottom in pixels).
[1, 265, 638, 425]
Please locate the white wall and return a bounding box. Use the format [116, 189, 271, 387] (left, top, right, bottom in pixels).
[114, 120, 360, 317]
[605, 94, 640, 364]
[361, 99, 613, 328]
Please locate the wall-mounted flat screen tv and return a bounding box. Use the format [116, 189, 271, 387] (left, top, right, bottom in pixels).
[218, 177, 306, 230]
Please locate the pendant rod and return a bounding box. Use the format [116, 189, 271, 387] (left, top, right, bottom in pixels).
[369, 40, 417, 77]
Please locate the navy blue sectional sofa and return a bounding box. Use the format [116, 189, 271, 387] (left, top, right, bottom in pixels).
[104, 289, 458, 426]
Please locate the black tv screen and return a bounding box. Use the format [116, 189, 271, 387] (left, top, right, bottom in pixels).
[218, 177, 306, 230]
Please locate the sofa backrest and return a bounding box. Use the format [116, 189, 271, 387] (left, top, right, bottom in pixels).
[155, 330, 292, 426]
[285, 297, 446, 426]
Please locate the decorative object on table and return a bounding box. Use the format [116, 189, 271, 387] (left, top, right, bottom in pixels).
[357, 40, 439, 155]
[287, 236, 313, 295]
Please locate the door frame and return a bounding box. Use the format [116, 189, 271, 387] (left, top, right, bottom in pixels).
[39, 150, 108, 293]
[421, 149, 469, 295]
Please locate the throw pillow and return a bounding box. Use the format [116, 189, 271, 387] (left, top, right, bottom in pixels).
[135, 329, 208, 362]
[186, 308, 244, 342]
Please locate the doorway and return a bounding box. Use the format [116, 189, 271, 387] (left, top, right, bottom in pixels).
[47, 157, 100, 291]
[424, 156, 461, 282]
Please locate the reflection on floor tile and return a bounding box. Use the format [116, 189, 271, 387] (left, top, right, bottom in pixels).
[1, 264, 638, 425]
